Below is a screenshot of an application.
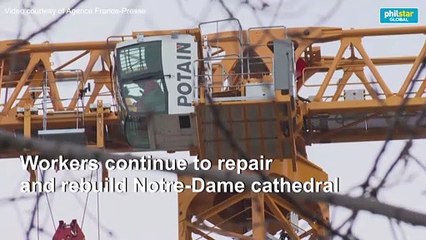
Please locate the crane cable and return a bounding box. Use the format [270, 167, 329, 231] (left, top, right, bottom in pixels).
[96, 168, 101, 240]
[36, 188, 39, 240]
[80, 169, 102, 240]
[80, 170, 94, 228]
[37, 169, 56, 235]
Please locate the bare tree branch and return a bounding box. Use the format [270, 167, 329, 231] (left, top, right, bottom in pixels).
[0, 0, 86, 59]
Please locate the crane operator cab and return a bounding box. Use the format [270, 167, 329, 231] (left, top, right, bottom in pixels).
[114, 34, 198, 151]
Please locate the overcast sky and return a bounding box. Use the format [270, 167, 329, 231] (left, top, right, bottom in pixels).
[0, 0, 425, 239]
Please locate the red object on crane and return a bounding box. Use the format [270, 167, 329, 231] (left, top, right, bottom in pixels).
[295, 58, 307, 90]
[52, 219, 85, 240]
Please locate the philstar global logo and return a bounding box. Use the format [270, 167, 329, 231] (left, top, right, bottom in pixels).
[380, 8, 419, 23]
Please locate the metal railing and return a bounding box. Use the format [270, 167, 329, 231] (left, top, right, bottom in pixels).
[193, 55, 274, 102]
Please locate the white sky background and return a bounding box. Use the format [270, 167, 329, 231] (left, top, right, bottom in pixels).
[0, 0, 425, 239]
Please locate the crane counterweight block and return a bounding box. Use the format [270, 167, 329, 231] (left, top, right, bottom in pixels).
[52, 219, 85, 240]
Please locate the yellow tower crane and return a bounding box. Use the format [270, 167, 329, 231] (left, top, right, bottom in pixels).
[0, 18, 425, 239]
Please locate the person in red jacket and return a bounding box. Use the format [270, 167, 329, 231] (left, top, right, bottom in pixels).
[293, 40, 307, 91]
